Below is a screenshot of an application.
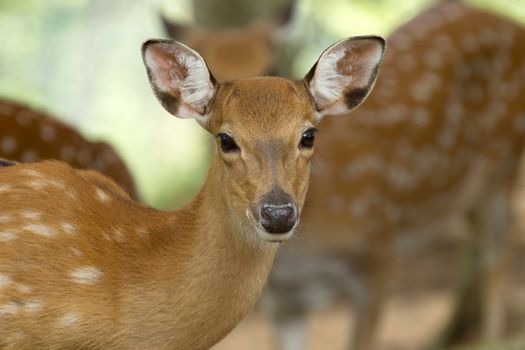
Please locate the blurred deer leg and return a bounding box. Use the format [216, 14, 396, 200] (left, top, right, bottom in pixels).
[479, 188, 512, 340]
[274, 315, 308, 350]
[347, 246, 389, 350]
[439, 187, 512, 346]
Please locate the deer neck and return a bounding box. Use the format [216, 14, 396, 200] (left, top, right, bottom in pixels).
[127, 157, 278, 348]
[175, 160, 279, 286]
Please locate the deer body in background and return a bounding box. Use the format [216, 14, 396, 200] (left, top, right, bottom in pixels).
[160, 0, 296, 81]
[0, 36, 384, 349]
[266, 2, 525, 349]
[0, 99, 137, 198]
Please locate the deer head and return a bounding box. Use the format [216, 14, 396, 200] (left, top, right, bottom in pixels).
[159, 0, 296, 81]
[142, 36, 385, 242]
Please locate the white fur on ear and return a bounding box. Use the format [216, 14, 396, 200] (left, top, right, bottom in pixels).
[309, 48, 353, 110]
[142, 40, 216, 124]
[305, 36, 385, 121]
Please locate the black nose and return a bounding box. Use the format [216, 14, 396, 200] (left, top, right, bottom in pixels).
[260, 203, 297, 234]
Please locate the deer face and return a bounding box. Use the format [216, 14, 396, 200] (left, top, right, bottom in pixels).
[142, 36, 385, 242]
[206, 78, 315, 240]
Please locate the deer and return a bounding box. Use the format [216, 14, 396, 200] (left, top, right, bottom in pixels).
[160, 0, 296, 80]
[0, 35, 385, 349]
[0, 99, 138, 199]
[264, 1, 525, 349]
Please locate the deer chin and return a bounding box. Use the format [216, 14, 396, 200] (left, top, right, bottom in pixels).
[245, 208, 297, 243]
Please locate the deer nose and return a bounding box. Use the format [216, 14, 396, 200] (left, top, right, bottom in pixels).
[259, 203, 297, 234]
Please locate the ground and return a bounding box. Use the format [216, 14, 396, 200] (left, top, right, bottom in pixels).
[214, 232, 525, 350]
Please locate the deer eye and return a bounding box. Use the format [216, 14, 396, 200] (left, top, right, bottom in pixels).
[299, 128, 317, 149]
[217, 133, 239, 153]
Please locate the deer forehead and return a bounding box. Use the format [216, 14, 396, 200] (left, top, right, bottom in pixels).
[209, 77, 314, 133]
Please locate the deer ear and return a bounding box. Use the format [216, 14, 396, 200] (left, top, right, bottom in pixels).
[305, 36, 385, 121]
[142, 39, 217, 125]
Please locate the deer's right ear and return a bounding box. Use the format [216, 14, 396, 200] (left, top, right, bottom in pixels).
[142, 39, 217, 125]
[305, 36, 385, 122]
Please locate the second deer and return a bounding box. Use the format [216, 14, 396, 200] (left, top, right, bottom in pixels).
[266, 2, 525, 349]
[0, 99, 138, 198]
[0, 36, 384, 349]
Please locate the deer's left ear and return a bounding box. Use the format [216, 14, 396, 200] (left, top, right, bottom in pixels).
[142, 39, 216, 126]
[305, 36, 385, 121]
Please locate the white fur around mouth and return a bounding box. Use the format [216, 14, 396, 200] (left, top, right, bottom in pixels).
[245, 208, 297, 243]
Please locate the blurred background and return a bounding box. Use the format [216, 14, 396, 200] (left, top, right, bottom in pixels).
[1, 0, 525, 349]
[1, 0, 523, 209]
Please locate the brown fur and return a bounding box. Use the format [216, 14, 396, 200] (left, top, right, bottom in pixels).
[0, 99, 137, 198]
[0, 81, 351, 349]
[0, 33, 384, 348]
[0, 82, 308, 349]
[268, 2, 525, 349]
[162, 20, 276, 81]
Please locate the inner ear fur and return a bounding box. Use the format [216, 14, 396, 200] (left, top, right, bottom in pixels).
[305, 35, 386, 119]
[142, 39, 217, 124]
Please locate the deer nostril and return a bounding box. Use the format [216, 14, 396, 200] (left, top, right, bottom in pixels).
[261, 205, 293, 220]
[259, 203, 297, 234]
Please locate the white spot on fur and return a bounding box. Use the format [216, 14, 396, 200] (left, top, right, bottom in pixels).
[0, 274, 12, 288]
[71, 248, 83, 257]
[60, 145, 76, 162]
[16, 284, 32, 294]
[58, 313, 79, 327]
[0, 231, 17, 242]
[65, 189, 77, 200]
[60, 223, 76, 235]
[413, 107, 430, 127]
[344, 156, 385, 180]
[24, 300, 41, 313]
[29, 179, 65, 191]
[70, 266, 102, 285]
[0, 214, 11, 223]
[136, 227, 148, 238]
[0, 302, 19, 316]
[29, 180, 47, 190]
[95, 188, 111, 202]
[40, 124, 57, 142]
[21, 150, 39, 163]
[21, 169, 41, 177]
[424, 50, 444, 68]
[433, 34, 454, 51]
[1, 135, 17, 154]
[24, 223, 55, 237]
[16, 111, 33, 126]
[113, 228, 126, 242]
[460, 32, 478, 52]
[387, 163, 416, 190]
[0, 184, 11, 193]
[21, 210, 42, 220]
[77, 149, 91, 166]
[350, 199, 367, 218]
[411, 72, 442, 102]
